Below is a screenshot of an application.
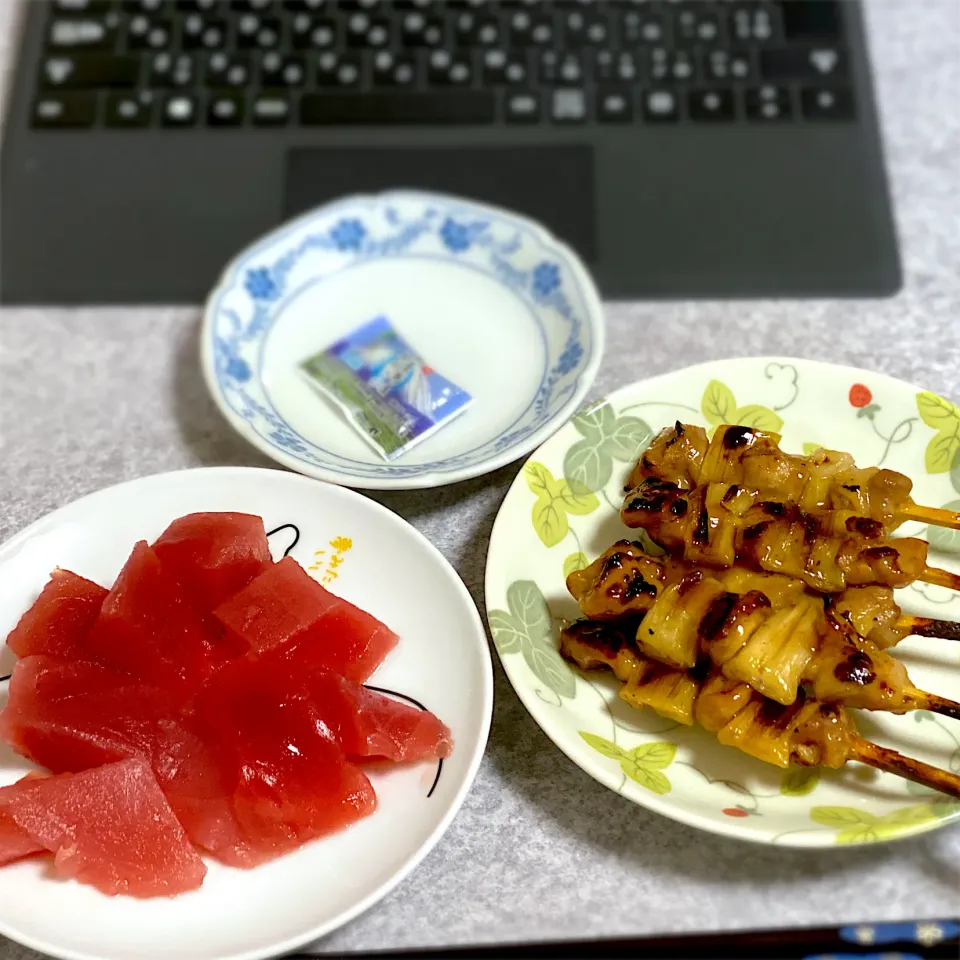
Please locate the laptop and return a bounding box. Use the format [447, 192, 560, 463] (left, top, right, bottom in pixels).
[0, 0, 901, 305]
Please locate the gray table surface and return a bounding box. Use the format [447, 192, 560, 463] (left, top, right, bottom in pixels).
[2, 1, 960, 957]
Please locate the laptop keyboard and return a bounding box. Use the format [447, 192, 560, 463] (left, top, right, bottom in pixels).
[32, 0, 854, 129]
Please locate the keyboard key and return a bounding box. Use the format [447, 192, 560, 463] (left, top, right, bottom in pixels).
[345, 13, 391, 48]
[551, 88, 587, 124]
[454, 13, 500, 47]
[291, 15, 338, 49]
[162, 93, 199, 126]
[315, 51, 362, 86]
[401, 14, 445, 47]
[801, 85, 854, 120]
[236, 14, 281, 49]
[561, 10, 610, 49]
[760, 46, 846, 81]
[507, 10, 553, 47]
[126, 14, 174, 50]
[48, 17, 118, 50]
[705, 49, 753, 82]
[149, 52, 196, 87]
[370, 51, 417, 86]
[182, 15, 228, 49]
[481, 50, 527, 85]
[208, 91, 245, 125]
[642, 88, 679, 123]
[729, 3, 781, 43]
[261, 52, 307, 86]
[427, 51, 472, 87]
[744, 84, 792, 121]
[252, 92, 292, 124]
[41, 54, 140, 89]
[674, 7, 724, 46]
[594, 50, 640, 83]
[301, 91, 496, 124]
[782, 0, 843, 40]
[538, 52, 587, 85]
[597, 87, 632, 123]
[688, 88, 735, 121]
[650, 48, 697, 83]
[177, 1, 221, 10]
[32, 92, 97, 127]
[207, 52, 252, 87]
[105, 91, 153, 127]
[505, 91, 540, 123]
[619, 9, 666, 45]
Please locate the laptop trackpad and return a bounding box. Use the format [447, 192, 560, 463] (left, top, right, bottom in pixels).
[284, 145, 596, 263]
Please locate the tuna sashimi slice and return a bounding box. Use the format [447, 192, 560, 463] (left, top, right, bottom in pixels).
[86, 542, 216, 691]
[151, 512, 271, 616]
[5, 569, 108, 661]
[0, 656, 251, 866]
[214, 557, 398, 681]
[0, 758, 207, 898]
[304, 672, 453, 763]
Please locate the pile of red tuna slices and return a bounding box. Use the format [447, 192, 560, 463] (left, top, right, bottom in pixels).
[0, 513, 453, 898]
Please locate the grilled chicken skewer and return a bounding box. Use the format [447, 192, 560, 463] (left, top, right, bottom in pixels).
[560, 620, 960, 799]
[567, 542, 960, 717]
[620, 476, 960, 594]
[625, 422, 960, 533]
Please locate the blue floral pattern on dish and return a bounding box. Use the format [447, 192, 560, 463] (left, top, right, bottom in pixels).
[205, 192, 600, 481]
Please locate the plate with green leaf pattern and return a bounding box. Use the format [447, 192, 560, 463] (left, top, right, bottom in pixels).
[484, 357, 960, 846]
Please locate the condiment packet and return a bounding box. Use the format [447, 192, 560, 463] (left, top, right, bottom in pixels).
[300, 316, 473, 462]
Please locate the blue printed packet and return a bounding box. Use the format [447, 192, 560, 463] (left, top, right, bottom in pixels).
[300, 316, 473, 461]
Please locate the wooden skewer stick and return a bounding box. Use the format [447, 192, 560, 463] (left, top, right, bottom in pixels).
[901, 687, 960, 722]
[919, 565, 960, 592]
[851, 737, 960, 799]
[897, 615, 960, 640]
[898, 502, 960, 531]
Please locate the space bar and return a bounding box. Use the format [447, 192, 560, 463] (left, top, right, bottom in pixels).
[300, 92, 496, 125]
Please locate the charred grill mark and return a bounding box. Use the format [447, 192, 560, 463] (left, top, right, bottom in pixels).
[723, 426, 756, 450]
[846, 517, 883, 538]
[670, 498, 689, 517]
[722, 484, 741, 504]
[757, 500, 785, 517]
[699, 592, 739, 640]
[862, 546, 897, 559]
[601, 552, 624, 578]
[842, 484, 861, 493]
[736, 590, 773, 617]
[690, 655, 712, 683]
[758, 698, 793, 727]
[693, 508, 710, 544]
[833, 649, 877, 686]
[675, 421, 685, 436]
[605, 583, 623, 600]
[743, 521, 772, 541]
[802, 513, 821, 544]
[676, 570, 704, 598]
[562, 621, 632, 658]
[624, 570, 658, 600]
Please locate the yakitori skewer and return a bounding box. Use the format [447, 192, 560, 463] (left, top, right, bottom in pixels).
[624, 422, 960, 533]
[560, 620, 960, 799]
[566, 542, 960, 717]
[620, 476, 960, 594]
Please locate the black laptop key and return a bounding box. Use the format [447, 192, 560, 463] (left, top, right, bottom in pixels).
[206, 52, 252, 87]
[182, 15, 228, 49]
[705, 49, 754, 82]
[177, 0, 221, 10]
[454, 13, 500, 47]
[345, 13, 391, 49]
[236, 14, 281, 49]
[149, 53, 196, 88]
[642, 88, 679, 123]
[596, 87, 632, 123]
[506, 10, 553, 47]
[32, 91, 97, 127]
[505, 91, 540, 123]
[48, 17, 119, 50]
[619, 9, 666, 45]
[105, 91, 153, 126]
[729, 3, 781, 43]
[594, 51, 641, 84]
[126, 14, 174, 50]
[400, 14, 445, 48]
[370, 51, 417, 87]
[650, 48, 697, 84]
[782, 0, 843, 40]
[760, 46, 846, 81]
[291, 16, 338, 49]
[41, 54, 139, 89]
[315, 52, 362, 86]
[251, 92, 292, 124]
[560, 10, 610, 49]
[481, 50, 527, 86]
[427, 52, 473, 87]
[551, 88, 588, 124]
[208, 92, 245, 126]
[801, 85, 855, 120]
[745, 84, 792, 122]
[538, 52, 588, 86]
[688, 89, 736, 122]
[674, 7, 724, 46]
[162, 92, 199, 126]
[261, 53, 307, 87]
[301, 91, 496, 124]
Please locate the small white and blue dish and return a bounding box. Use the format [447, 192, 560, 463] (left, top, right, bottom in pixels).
[201, 190, 606, 490]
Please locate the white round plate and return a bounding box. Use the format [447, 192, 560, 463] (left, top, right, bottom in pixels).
[201, 190, 605, 490]
[0, 468, 492, 960]
[485, 357, 960, 847]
